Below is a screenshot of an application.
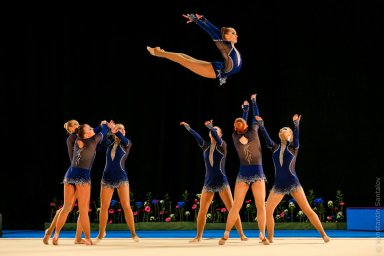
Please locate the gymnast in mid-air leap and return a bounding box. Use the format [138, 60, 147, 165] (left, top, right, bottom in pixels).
[147, 14, 242, 86]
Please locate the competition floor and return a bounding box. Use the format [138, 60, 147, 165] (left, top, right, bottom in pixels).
[0, 230, 382, 256]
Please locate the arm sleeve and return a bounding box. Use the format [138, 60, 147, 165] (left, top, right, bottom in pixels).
[189, 15, 222, 41]
[206, 123, 223, 146]
[95, 124, 109, 144]
[292, 120, 300, 149]
[242, 104, 249, 121]
[93, 126, 101, 134]
[93, 125, 104, 151]
[257, 120, 275, 150]
[183, 124, 206, 148]
[251, 98, 260, 125]
[66, 134, 76, 162]
[96, 127, 112, 151]
[115, 130, 130, 147]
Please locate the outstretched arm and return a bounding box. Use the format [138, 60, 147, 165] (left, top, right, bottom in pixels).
[204, 120, 223, 146]
[292, 114, 301, 149]
[180, 121, 206, 148]
[251, 94, 260, 125]
[183, 14, 222, 40]
[255, 116, 275, 150]
[242, 100, 249, 121]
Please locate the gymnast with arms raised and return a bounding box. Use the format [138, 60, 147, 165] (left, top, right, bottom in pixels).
[95, 122, 140, 243]
[43, 120, 110, 245]
[51, 120, 112, 246]
[256, 114, 330, 243]
[219, 94, 269, 245]
[180, 119, 247, 242]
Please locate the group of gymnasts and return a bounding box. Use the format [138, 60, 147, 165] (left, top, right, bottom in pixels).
[44, 13, 330, 246]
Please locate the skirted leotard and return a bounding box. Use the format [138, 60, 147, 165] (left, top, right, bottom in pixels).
[258, 119, 301, 194]
[63, 124, 109, 185]
[101, 130, 132, 189]
[183, 123, 230, 192]
[232, 98, 267, 184]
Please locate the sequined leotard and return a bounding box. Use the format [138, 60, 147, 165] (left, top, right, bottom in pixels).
[188, 14, 242, 86]
[66, 126, 109, 162]
[232, 98, 266, 184]
[101, 131, 131, 189]
[183, 123, 230, 192]
[258, 119, 301, 194]
[63, 124, 109, 185]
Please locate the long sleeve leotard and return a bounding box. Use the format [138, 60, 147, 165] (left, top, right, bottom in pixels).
[188, 14, 242, 86]
[63, 124, 109, 185]
[101, 131, 132, 188]
[258, 119, 301, 194]
[183, 123, 229, 192]
[232, 98, 266, 184]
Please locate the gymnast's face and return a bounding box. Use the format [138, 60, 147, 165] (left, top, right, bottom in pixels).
[115, 124, 126, 136]
[209, 126, 222, 141]
[279, 127, 293, 142]
[69, 121, 79, 133]
[79, 124, 95, 139]
[224, 29, 238, 43]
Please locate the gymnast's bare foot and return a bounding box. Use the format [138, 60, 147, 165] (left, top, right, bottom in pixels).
[259, 232, 270, 245]
[42, 237, 49, 245]
[322, 235, 331, 243]
[218, 237, 227, 245]
[43, 229, 51, 245]
[85, 238, 94, 246]
[52, 237, 59, 246]
[240, 233, 248, 241]
[93, 237, 102, 244]
[218, 231, 230, 245]
[74, 238, 86, 244]
[132, 235, 140, 242]
[189, 236, 202, 243]
[93, 230, 107, 244]
[147, 46, 165, 57]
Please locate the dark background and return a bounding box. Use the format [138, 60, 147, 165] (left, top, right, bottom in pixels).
[1, 1, 382, 229]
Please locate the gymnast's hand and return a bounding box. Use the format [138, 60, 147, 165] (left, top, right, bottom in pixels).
[242, 100, 249, 110]
[204, 120, 213, 128]
[182, 13, 203, 24]
[293, 114, 301, 122]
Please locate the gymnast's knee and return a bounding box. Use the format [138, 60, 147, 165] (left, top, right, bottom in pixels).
[60, 204, 73, 214]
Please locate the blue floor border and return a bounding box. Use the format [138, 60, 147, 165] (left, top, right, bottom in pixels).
[1, 229, 381, 238]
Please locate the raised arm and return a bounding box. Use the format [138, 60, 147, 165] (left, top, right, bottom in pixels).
[291, 114, 301, 149]
[183, 14, 222, 40]
[204, 120, 223, 146]
[255, 116, 275, 150]
[95, 120, 113, 151]
[114, 130, 130, 147]
[94, 121, 110, 144]
[180, 121, 206, 148]
[251, 94, 260, 125]
[242, 100, 249, 121]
